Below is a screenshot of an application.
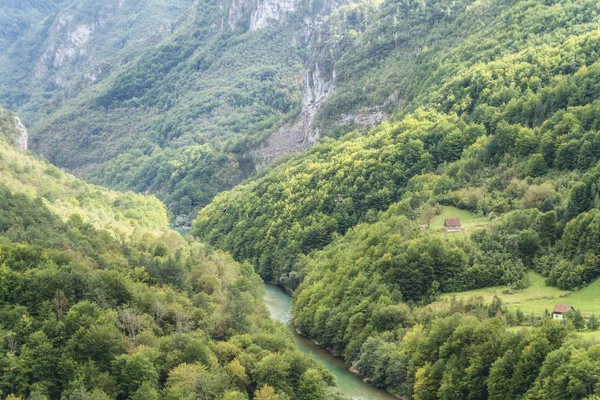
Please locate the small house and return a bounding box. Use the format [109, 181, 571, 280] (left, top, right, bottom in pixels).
[552, 304, 574, 320]
[444, 218, 461, 232]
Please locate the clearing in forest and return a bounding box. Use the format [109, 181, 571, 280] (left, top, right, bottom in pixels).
[441, 272, 600, 317]
[428, 206, 490, 234]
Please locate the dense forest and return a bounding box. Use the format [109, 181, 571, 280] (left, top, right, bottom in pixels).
[10, 0, 308, 224]
[190, 0, 600, 397]
[0, 115, 169, 237]
[4, 0, 600, 399]
[0, 0, 65, 50]
[0, 118, 344, 399]
[0, 0, 195, 114]
[193, 0, 600, 288]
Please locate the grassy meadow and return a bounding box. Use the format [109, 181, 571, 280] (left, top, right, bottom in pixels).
[441, 272, 600, 317]
[426, 206, 491, 236]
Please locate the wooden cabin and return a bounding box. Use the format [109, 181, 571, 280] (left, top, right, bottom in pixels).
[552, 304, 574, 320]
[444, 218, 461, 232]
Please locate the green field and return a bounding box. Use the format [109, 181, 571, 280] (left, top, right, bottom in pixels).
[428, 206, 491, 234]
[441, 272, 600, 316]
[574, 330, 600, 341]
[507, 325, 600, 341]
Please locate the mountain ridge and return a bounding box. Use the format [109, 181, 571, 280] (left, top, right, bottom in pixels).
[13, 0, 391, 223]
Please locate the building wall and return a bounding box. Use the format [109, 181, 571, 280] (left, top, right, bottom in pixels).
[445, 226, 461, 232]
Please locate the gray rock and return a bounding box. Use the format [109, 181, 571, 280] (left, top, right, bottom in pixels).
[13, 116, 28, 151]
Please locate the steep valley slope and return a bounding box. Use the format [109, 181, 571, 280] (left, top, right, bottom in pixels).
[9, 0, 402, 224]
[192, 0, 600, 397]
[5, 0, 600, 399]
[0, 107, 347, 399]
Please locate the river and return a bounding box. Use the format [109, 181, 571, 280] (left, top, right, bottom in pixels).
[263, 283, 397, 400]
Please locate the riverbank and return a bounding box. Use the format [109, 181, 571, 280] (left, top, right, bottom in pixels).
[295, 328, 407, 400]
[263, 283, 398, 400]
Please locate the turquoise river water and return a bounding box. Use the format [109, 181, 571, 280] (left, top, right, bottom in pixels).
[263, 283, 397, 400]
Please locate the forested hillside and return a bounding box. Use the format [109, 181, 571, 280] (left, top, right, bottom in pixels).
[1, 106, 169, 237]
[5, 0, 537, 226]
[13, 0, 456, 224]
[21, 0, 342, 224]
[7, 0, 600, 229]
[0, 117, 344, 399]
[191, 0, 600, 397]
[0, 0, 65, 50]
[193, 0, 600, 284]
[6, 0, 600, 398]
[0, 0, 195, 117]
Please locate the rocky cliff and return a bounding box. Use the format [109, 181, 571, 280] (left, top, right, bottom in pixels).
[13, 116, 29, 151]
[12, 0, 393, 220]
[251, 63, 334, 169]
[250, 0, 299, 30]
[247, 0, 389, 169]
[0, 0, 195, 123]
[0, 108, 28, 151]
[226, 0, 302, 31]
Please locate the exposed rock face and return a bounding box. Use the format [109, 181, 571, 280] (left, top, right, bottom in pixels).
[251, 63, 334, 169]
[35, 13, 97, 81]
[241, 0, 343, 168]
[2, 114, 29, 151]
[52, 24, 94, 84]
[302, 64, 335, 143]
[251, 64, 393, 169]
[226, 0, 300, 31]
[13, 117, 28, 151]
[228, 0, 252, 30]
[238, 0, 391, 170]
[223, 0, 386, 170]
[1, 0, 195, 125]
[336, 107, 389, 129]
[250, 0, 298, 30]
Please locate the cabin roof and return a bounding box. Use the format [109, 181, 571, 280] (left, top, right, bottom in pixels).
[444, 218, 461, 226]
[553, 304, 574, 314]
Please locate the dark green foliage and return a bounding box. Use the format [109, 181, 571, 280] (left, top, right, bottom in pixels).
[344, 316, 582, 400]
[193, 0, 600, 288]
[10, 0, 600, 227]
[87, 145, 244, 224]
[0, 0, 65, 50]
[549, 209, 600, 288]
[187, 1, 600, 398]
[0, 0, 195, 110]
[6, 0, 600, 399]
[23, 1, 305, 222]
[0, 186, 68, 246]
[0, 171, 338, 399]
[192, 114, 473, 281]
[588, 314, 600, 331]
[564, 309, 586, 331]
